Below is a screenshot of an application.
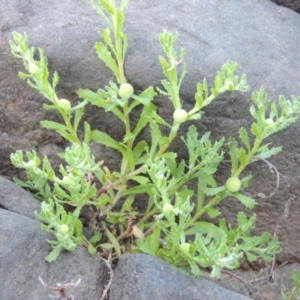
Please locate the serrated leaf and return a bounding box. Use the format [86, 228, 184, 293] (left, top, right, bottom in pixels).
[95, 42, 119, 81]
[234, 193, 256, 209]
[251, 123, 261, 139]
[239, 127, 250, 152]
[203, 186, 226, 196]
[228, 137, 239, 174]
[40, 120, 68, 133]
[255, 146, 282, 160]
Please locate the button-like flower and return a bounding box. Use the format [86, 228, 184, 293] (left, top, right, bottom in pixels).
[163, 203, 173, 213]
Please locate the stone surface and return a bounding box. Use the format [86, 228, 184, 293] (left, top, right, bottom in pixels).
[1, 0, 300, 266]
[0, 208, 109, 300]
[109, 253, 251, 300]
[0, 175, 41, 219]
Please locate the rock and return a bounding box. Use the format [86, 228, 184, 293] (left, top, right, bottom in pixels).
[109, 253, 251, 300]
[1, 0, 300, 265]
[0, 175, 41, 219]
[0, 208, 109, 300]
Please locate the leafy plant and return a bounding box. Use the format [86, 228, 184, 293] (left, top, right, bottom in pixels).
[9, 0, 300, 277]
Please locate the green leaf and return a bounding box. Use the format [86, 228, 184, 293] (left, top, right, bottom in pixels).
[190, 260, 202, 277]
[234, 193, 256, 209]
[89, 231, 102, 245]
[120, 0, 130, 9]
[40, 120, 68, 133]
[99, 0, 114, 14]
[251, 123, 261, 139]
[88, 244, 97, 255]
[137, 226, 160, 256]
[45, 245, 62, 262]
[238, 148, 248, 167]
[91, 129, 125, 154]
[106, 228, 121, 256]
[131, 176, 149, 185]
[206, 208, 221, 218]
[77, 88, 99, 104]
[203, 185, 225, 196]
[185, 222, 224, 240]
[239, 127, 250, 152]
[122, 184, 153, 196]
[255, 146, 282, 160]
[228, 137, 239, 174]
[95, 42, 119, 81]
[73, 100, 88, 132]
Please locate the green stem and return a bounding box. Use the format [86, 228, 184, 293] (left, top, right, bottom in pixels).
[156, 123, 180, 157]
[233, 136, 263, 177]
[185, 192, 227, 229]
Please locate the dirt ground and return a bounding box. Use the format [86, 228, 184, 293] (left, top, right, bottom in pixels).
[208, 262, 300, 299]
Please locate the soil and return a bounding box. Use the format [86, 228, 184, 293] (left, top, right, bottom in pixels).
[205, 261, 300, 300]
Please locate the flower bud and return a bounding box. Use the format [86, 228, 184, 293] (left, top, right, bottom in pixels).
[118, 83, 134, 98]
[265, 118, 274, 126]
[225, 177, 241, 193]
[179, 243, 190, 255]
[173, 109, 188, 123]
[60, 224, 69, 233]
[29, 62, 39, 74]
[163, 204, 173, 213]
[58, 99, 71, 111]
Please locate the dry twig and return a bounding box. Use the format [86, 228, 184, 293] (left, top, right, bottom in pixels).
[39, 276, 81, 300]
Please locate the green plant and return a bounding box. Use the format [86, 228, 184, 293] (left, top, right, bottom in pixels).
[282, 270, 300, 300]
[9, 0, 300, 278]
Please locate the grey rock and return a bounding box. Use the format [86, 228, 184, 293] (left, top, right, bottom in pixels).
[0, 175, 41, 219]
[1, 0, 300, 266]
[109, 253, 251, 300]
[0, 208, 109, 300]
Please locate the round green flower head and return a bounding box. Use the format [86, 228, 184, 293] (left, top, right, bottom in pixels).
[173, 109, 188, 123]
[28, 62, 39, 74]
[163, 203, 173, 213]
[60, 224, 69, 233]
[265, 118, 274, 126]
[118, 83, 134, 98]
[179, 243, 190, 255]
[225, 177, 241, 193]
[58, 99, 71, 111]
